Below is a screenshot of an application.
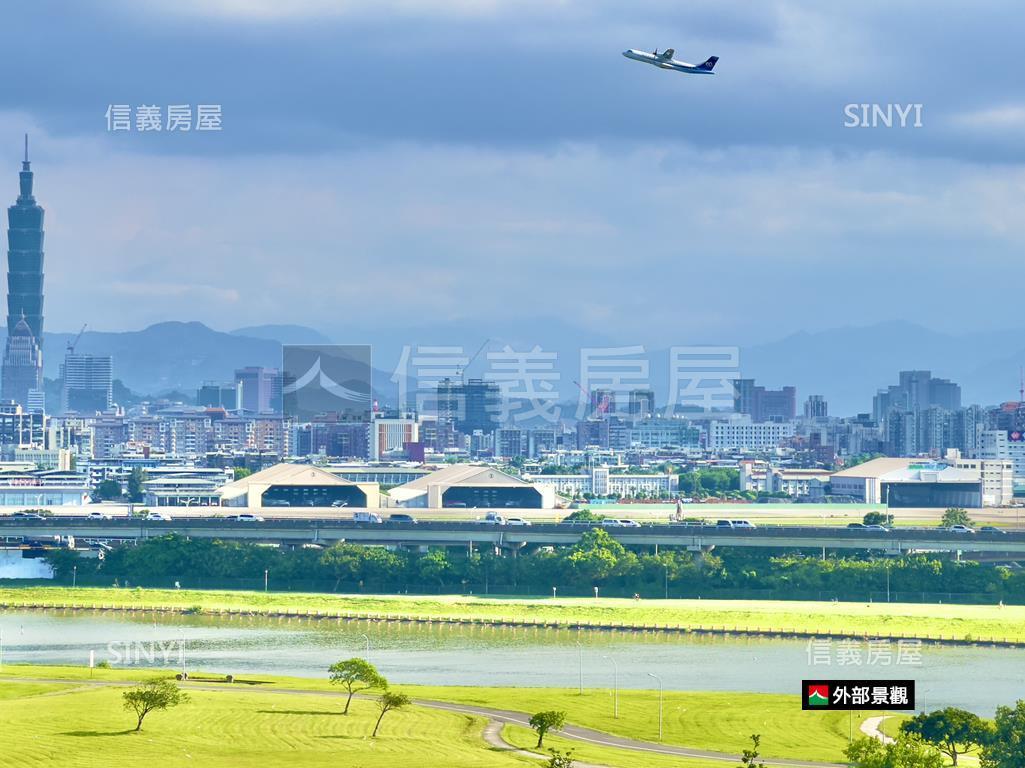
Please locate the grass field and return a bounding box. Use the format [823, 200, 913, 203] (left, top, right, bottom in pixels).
[413, 685, 852, 762]
[0, 666, 860, 764]
[3, 585, 1023, 642]
[502, 725, 732, 768]
[0, 677, 529, 768]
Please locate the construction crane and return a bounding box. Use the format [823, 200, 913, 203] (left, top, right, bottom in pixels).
[66, 324, 87, 355]
[458, 338, 490, 382]
[573, 379, 609, 414]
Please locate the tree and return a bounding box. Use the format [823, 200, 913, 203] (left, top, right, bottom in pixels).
[529, 710, 567, 749]
[981, 699, 1025, 768]
[371, 691, 411, 737]
[901, 707, 992, 765]
[562, 509, 605, 523]
[233, 467, 253, 481]
[863, 511, 894, 526]
[122, 678, 189, 731]
[740, 734, 766, 768]
[845, 734, 944, 768]
[941, 508, 973, 528]
[94, 479, 123, 501]
[127, 468, 147, 503]
[328, 658, 387, 715]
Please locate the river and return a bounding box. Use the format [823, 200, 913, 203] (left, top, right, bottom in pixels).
[0, 609, 1021, 715]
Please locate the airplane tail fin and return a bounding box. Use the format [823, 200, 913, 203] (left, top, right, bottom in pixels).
[698, 56, 719, 71]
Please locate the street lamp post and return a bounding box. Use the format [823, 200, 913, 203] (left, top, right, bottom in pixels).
[575, 641, 583, 695]
[72, 565, 77, 588]
[647, 672, 663, 741]
[361, 633, 370, 661]
[264, 569, 268, 592]
[602, 655, 618, 719]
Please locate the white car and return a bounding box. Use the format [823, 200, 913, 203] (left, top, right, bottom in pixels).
[234, 513, 265, 523]
[505, 517, 532, 526]
[87, 511, 112, 521]
[145, 511, 172, 522]
[602, 519, 640, 528]
[947, 524, 976, 534]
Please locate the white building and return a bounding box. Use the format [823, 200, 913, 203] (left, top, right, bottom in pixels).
[708, 418, 795, 451]
[526, 466, 678, 498]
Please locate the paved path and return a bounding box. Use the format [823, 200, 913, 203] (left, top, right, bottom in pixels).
[860, 715, 895, 744]
[3, 677, 846, 767]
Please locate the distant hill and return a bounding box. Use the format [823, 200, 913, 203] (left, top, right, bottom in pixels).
[6, 319, 1023, 414]
[229, 324, 333, 345]
[35, 322, 283, 396]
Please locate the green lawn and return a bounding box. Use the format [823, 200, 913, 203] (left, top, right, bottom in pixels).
[0, 666, 859, 763]
[502, 724, 731, 768]
[0, 678, 528, 768]
[414, 686, 852, 763]
[3, 585, 1023, 642]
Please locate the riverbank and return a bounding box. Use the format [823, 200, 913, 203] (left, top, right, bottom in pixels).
[2, 586, 1024, 645]
[0, 665, 853, 765]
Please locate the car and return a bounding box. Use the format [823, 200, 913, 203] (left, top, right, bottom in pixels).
[10, 511, 45, 520]
[505, 517, 532, 526]
[233, 513, 264, 523]
[864, 524, 889, 531]
[603, 518, 639, 528]
[947, 524, 976, 534]
[87, 511, 112, 521]
[387, 513, 418, 524]
[729, 520, 757, 529]
[480, 512, 507, 525]
[980, 526, 1008, 534]
[145, 511, 172, 522]
[846, 523, 868, 530]
[715, 519, 735, 528]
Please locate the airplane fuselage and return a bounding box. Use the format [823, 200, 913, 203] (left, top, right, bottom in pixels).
[622, 49, 716, 74]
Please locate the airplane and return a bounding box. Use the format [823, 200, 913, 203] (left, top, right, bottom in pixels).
[622, 48, 718, 75]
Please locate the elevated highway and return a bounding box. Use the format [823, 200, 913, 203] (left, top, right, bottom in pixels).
[3, 517, 1025, 555]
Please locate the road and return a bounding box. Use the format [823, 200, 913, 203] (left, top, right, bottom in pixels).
[0, 676, 847, 768]
[4, 516, 1025, 555]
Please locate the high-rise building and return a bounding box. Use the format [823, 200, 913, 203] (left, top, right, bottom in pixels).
[733, 379, 796, 422]
[198, 381, 241, 410]
[434, 377, 500, 434]
[60, 353, 113, 413]
[2, 137, 45, 407]
[804, 395, 828, 420]
[234, 367, 282, 413]
[628, 388, 655, 418]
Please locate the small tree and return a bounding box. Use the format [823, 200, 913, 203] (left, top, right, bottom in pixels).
[94, 479, 123, 501]
[981, 700, 1025, 768]
[122, 678, 189, 731]
[863, 511, 894, 526]
[371, 691, 411, 738]
[127, 468, 147, 503]
[902, 707, 992, 766]
[941, 508, 973, 528]
[328, 658, 387, 715]
[547, 748, 574, 768]
[845, 734, 944, 768]
[740, 734, 766, 768]
[529, 710, 567, 749]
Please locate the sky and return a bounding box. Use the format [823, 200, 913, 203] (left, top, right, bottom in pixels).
[3, 0, 1025, 349]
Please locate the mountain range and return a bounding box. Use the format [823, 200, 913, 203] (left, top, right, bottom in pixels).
[8, 319, 1024, 416]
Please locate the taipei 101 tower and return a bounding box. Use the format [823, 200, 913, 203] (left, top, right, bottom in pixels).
[1, 135, 45, 409]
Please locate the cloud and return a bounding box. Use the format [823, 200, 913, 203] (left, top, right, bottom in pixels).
[948, 104, 1025, 132]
